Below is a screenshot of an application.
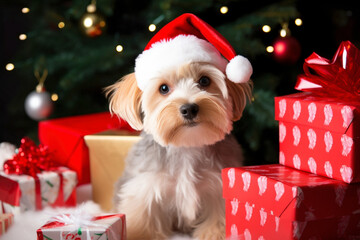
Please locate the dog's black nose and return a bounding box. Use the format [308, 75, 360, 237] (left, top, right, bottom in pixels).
[180, 103, 199, 120]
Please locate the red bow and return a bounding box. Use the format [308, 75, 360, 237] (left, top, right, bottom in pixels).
[295, 41, 360, 100]
[3, 137, 56, 177]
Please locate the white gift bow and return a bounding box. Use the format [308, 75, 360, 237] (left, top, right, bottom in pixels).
[49, 208, 105, 240]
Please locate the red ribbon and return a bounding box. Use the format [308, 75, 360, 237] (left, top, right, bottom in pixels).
[295, 41, 360, 100]
[3, 137, 57, 177]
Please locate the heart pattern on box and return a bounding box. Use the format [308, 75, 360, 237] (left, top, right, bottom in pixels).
[279, 99, 287, 118]
[308, 102, 317, 123]
[324, 104, 333, 126]
[324, 161, 333, 178]
[245, 202, 253, 221]
[341, 106, 353, 128]
[341, 134, 353, 157]
[307, 128, 316, 149]
[292, 126, 301, 146]
[293, 101, 301, 120]
[259, 208, 267, 226]
[242, 172, 251, 192]
[324, 131, 333, 152]
[279, 151, 285, 165]
[292, 186, 297, 198]
[308, 157, 317, 174]
[231, 198, 239, 216]
[340, 165, 353, 183]
[274, 182, 285, 201]
[257, 176, 267, 196]
[228, 168, 235, 188]
[230, 224, 238, 237]
[293, 154, 301, 170]
[244, 229, 251, 240]
[275, 216, 280, 232]
[279, 123, 286, 143]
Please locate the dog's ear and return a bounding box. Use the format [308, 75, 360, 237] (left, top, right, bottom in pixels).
[105, 73, 143, 130]
[226, 79, 253, 121]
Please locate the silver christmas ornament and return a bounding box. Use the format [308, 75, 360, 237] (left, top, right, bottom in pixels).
[25, 90, 53, 120]
[25, 68, 54, 120]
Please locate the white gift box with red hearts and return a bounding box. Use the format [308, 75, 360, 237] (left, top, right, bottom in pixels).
[275, 92, 360, 183]
[222, 164, 360, 240]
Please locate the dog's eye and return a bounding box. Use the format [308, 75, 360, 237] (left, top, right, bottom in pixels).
[159, 84, 170, 95]
[198, 76, 211, 87]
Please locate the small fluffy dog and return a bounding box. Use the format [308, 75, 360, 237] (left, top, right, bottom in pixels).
[106, 14, 252, 240]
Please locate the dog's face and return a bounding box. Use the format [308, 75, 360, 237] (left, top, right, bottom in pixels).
[106, 62, 252, 147]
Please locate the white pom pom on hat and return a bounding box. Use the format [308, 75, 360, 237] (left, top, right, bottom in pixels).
[226, 55, 253, 84]
[135, 13, 253, 91]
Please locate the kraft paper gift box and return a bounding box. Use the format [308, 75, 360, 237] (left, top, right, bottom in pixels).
[0, 213, 14, 236]
[0, 167, 77, 214]
[222, 164, 360, 240]
[39, 112, 132, 185]
[37, 213, 126, 240]
[84, 130, 141, 211]
[275, 41, 360, 183]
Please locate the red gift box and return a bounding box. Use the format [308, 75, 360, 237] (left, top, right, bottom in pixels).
[0, 167, 77, 214]
[274, 41, 360, 183]
[222, 164, 360, 239]
[0, 213, 14, 236]
[39, 112, 132, 185]
[275, 92, 360, 183]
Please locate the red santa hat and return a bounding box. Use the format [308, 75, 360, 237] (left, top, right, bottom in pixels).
[135, 13, 253, 91]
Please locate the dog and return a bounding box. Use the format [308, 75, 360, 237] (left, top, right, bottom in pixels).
[106, 13, 252, 240]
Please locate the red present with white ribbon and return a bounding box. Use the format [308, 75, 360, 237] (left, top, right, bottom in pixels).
[37, 213, 126, 240]
[275, 41, 360, 183]
[222, 164, 360, 239]
[0, 137, 77, 214]
[0, 167, 77, 214]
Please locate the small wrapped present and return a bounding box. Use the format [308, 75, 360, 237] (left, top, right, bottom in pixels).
[84, 130, 141, 211]
[0, 213, 14, 236]
[222, 164, 360, 239]
[275, 41, 360, 183]
[37, 213, 126, 240]
[0, 138, 77, 214]
[39, 112, 133, 184]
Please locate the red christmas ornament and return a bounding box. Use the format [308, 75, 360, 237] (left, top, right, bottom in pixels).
[273, 36, 301, 64]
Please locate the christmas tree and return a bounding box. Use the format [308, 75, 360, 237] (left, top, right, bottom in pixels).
[1, 0, 359, 165]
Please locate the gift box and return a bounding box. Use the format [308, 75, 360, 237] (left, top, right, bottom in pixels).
[275, 41, 360, 183]
[275, 92, 360, 183]
[39, 112, 132, 185]
[0, 213, 14, 236]
[84, 130, 141, 211]
[222, 164, 360, 239]
[0, 167, 77, 214]
[37, 213, 126, 240]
